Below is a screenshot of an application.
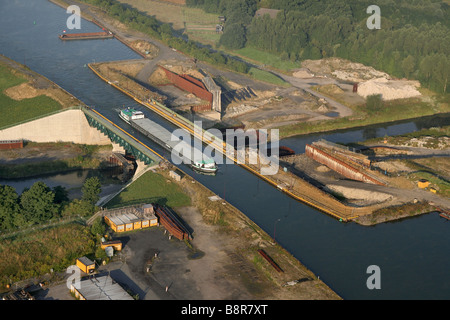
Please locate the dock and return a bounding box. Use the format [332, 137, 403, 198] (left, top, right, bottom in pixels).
[59, 31, 114, 41]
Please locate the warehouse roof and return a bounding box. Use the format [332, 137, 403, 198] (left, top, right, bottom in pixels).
[107, 212, 154, 225]
[75, 275, 134, 300]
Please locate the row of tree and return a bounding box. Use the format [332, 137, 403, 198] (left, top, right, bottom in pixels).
[0, 177, 101, 232]
[187, 0, 449, 93]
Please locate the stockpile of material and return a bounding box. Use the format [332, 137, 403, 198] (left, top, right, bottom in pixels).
[357, 78, 422, 100]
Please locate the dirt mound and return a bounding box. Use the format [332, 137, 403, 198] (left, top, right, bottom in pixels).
[292, 68, 314, 79]
[130, 40, 159, 57]
[302, 58, 389, 82]
[327, 184, 392, 204]
[4, 82, 76, 107]
[5, 82, 41, 100]
[357, 78, 422, 101]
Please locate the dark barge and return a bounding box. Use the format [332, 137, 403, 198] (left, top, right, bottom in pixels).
[59, 31, 114, 40]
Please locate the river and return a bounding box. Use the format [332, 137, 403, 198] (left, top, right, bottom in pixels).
[0, 0, 449, 299]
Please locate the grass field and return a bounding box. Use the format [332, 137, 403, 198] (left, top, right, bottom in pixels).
[106, 170, 191, 208]
[0, 224, 94, 285]
[234, 47, 300, 72]
[118, 0, 219, 31]
[248, 67, 290, 87]
[0, 63, 62, 128]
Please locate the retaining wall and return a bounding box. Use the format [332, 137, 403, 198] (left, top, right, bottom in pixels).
[159, 66, 213, 105]
[305, 144, 385, 186]
[0, 109, 111, 145]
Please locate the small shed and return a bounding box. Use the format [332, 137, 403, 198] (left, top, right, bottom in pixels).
[418, 179, 430, 189]
[101, 240, 123, 251]
[76, 257, 95, 274]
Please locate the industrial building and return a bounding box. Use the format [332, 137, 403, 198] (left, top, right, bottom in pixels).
[70, 275, 134, 300]
[103, 204, 158, 233]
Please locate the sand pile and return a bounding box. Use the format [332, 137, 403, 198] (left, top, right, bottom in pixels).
[357, 78, 422, 100]
[301, 58, 389, 82]
[327, 184, 392, 204]
[292, 68, 314, 78]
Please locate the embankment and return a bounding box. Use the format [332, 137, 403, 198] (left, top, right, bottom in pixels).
[0, 108, 111, 145]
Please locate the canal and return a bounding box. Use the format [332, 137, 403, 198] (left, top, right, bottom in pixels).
[0, 0, 449, 299]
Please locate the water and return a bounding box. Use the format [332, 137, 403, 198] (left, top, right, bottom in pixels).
[0, 167, 125, 199]
[1, 0, 449, 299]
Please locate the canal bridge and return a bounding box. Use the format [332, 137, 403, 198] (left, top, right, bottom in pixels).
[82, 106, 163, 166]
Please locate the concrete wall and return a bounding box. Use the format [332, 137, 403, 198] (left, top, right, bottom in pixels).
[0, 109, 111, 145]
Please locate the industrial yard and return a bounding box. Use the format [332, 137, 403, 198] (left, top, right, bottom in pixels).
[7, 167, 340, 301]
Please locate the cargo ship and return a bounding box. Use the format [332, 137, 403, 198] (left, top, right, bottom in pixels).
[191, 159, 218, 174]
[119, 108, 218, 174]
[119, 108, 145, 124]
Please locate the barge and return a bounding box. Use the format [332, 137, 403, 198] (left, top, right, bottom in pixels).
[59, 31, 114, 40]
[119, 108, 218, 174]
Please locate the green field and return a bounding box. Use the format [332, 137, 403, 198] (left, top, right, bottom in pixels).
[234, 47, 300, 72]
[0, 224, 94, 285]
[106, 170, 191, 208]
[0, 63, 62, 128]
[248, 67, 289, 87]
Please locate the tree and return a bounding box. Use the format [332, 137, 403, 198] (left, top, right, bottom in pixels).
[219, 23, 247, 49]
[401, 55, 416, 79]
[90, 217, 106, 236]
[433, 54, 449, 93]
[61, 199, 95, 217]
[20, 182, 58, 225]
[366, 94, 384, 115]
[0, 185, 20, 231]
[82, 177, 102, 206]
[53, 186, 69, 204]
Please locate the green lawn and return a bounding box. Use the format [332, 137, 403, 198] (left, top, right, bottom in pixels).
[0, 64, 62, 128]
[106, 171, 191, 208]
